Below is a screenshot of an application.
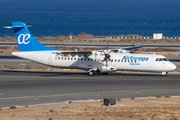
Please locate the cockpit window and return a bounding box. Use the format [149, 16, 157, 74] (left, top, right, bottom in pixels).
[163, 58, 168, 61]
[155, 58, 169, 62]
[155, 58, 159, 61]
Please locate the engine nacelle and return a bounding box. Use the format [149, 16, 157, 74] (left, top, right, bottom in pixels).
[100, 66, 117, 73]
[88, 51, 105, 61]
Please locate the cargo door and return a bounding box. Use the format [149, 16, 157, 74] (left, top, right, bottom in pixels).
[48, 56, 52, 65]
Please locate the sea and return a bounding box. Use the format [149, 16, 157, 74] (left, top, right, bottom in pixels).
[0, 0, 180, 37]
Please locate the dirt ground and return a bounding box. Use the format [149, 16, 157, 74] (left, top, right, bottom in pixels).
[0, 96, 180, 120]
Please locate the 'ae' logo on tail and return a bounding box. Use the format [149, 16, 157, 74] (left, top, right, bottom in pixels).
[18, 34, 30, 44]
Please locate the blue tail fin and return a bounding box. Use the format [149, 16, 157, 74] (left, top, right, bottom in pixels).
[7, 22, 60, 52]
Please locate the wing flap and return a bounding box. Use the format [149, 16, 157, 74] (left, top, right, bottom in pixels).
[52, 51, 92, 57]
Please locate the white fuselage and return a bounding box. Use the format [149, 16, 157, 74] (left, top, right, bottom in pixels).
[12, 51, 176, 73]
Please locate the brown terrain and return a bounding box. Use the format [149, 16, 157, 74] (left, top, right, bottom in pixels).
[1, 33, 180, 44]
[0, 96, 180, 120]
[1, 34, 180, 119]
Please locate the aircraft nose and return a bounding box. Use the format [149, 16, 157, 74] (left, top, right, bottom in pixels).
[169, 63, 176, 71]
[172, 63, 177, 70]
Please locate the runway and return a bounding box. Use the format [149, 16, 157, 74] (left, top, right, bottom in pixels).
[1, 42, 180, 49]
[0, 54, 180, 107]
[0, 70, 180, 107]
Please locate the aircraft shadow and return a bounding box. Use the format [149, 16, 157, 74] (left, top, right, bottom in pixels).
[0, 70, 172, 77]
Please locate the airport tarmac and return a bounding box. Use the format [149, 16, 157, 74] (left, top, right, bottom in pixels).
[0, 54, 180, 108]
[0, 70, 180, 108]
[1, 42, 180, 49]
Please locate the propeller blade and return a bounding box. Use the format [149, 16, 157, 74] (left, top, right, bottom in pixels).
[132, 41, 135, 47]
[130, 41, 136, 53]
[107, 42, 109, 52]
[103, 49, 106, 54]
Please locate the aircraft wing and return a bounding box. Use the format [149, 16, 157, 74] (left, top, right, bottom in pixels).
[121, 45, 143, 50]
[52, 51, 92, 57]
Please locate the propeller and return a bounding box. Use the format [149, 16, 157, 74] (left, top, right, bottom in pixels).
[103, 42, 112, 67]
[130, 41, 136, 53]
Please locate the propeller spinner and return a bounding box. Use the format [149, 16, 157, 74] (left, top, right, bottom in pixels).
[103, 42, 112, 67]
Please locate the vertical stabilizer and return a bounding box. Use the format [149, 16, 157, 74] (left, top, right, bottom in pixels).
[5, 22, 60, 52]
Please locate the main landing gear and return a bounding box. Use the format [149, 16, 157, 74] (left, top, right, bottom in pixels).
[88, 71, 108, 76]
[89, 70, 95, 76]
[162, 72, 168, 77]
[88, 70, 109, 76]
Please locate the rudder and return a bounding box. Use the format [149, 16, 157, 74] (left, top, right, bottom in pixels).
[5, 22, 60, 52]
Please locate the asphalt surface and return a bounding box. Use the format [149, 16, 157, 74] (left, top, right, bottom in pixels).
[1, 42, 180, 49]
[0, 70, 180, 108]
[0, 54, 180, 107]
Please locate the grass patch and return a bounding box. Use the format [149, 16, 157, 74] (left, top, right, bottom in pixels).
[117, 98, 121, 102]
[156, 95, 162, 98]
[130, 97, 135, 100]
[10, 106, 17, 109]
[165, 95, 171, 98]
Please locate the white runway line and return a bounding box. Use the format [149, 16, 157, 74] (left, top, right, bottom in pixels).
[0, 96, 31, 100]
[0, 60, 27, 61]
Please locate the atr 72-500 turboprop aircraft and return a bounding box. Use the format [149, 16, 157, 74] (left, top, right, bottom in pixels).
[4, 22, 176, 76]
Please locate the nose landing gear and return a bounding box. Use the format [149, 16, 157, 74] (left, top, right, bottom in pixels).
[162, 72, 168, 77]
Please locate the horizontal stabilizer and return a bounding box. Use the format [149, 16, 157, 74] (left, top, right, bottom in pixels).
[4, 25, 33, 29]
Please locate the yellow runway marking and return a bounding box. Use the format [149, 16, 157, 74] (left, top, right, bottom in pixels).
[1, 89, 179, 100]
[30, 89, 180, 98]
[0, 79, 112, 85]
